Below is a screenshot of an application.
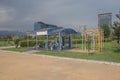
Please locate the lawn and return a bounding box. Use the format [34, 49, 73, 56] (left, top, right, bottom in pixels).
[2, 42, 120, 62]
[36, 42, 120, 63]
[3, 47, 29, 52]
[0, 41, 14, 46]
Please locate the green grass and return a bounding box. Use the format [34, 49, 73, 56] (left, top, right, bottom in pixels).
[0, 41, 14, 46]
[3, 47, 29, 52]
[36, 42, 120, 63]
[2, 42, 120, 63]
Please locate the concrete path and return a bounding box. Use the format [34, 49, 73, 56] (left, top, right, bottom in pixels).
[0, 46, 14, 49]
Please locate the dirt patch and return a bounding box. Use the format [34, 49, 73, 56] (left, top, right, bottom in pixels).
[0, 50, 120, 80]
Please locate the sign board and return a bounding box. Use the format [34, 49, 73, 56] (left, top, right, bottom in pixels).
[36, 30, 48, 35]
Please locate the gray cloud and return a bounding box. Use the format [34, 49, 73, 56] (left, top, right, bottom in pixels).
[0, 0, 120, 31]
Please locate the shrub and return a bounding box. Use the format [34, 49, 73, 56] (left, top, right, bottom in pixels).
[20, 40, 53, 47]
[104, 37, 112, 42]
[72, 39, 82, 44]
[14, 39, 20, 48]
[65, 39, 82, 44]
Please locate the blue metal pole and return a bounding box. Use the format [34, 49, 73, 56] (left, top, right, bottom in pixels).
[68, 35, 71, 49]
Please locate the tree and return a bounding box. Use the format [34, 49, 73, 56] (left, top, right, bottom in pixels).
[112, 10, 120, 48]
[14, 38, 20, 48]
[101, 24, 110, 38]
[86, 35, 91, 53]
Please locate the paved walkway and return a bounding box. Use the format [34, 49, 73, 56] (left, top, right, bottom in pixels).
[22, 50, 39, 54]
[0, 46, 14, 49]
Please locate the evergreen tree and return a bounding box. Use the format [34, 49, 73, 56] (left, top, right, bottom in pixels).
[101, 24, 110, 38]
[112, 10, 120, 48]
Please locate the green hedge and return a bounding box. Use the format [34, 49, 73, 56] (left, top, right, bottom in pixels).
[20, 39, 83, 47]
[20, 40, 54, 47]
[64, 39, 82, 44]
[19, 37, 113, 47]
[104, 38, 112, 42]
[72, 39, 82, 44]
[20, 40, 44, 47]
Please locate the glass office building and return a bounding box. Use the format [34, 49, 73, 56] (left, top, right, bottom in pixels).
[98, 13, 112, 28]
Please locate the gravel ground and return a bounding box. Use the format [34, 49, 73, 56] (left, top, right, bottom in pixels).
[0, 50, 120, 80]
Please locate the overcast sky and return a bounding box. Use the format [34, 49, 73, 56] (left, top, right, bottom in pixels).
[0, 0, 120, 31]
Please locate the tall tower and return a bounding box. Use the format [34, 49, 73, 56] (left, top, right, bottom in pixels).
[98, 13, 112, 29]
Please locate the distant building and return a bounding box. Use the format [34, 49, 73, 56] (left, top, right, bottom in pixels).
[98, 13, 112, 28]
[34, 22, 57, 31]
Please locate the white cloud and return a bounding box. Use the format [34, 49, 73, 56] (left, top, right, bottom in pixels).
[0, 0, 120, 31]
[0, 6, 15, 23]
[0, 27, 13, 31]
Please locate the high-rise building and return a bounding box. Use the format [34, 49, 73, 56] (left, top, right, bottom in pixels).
[98, 13, 112, 28]
[34, 22, 57, 31]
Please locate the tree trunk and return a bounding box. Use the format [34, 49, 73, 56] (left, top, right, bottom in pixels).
[117, 36, 120, 48]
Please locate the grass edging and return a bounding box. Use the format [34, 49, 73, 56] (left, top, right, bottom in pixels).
[35, 50, 120, 63]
